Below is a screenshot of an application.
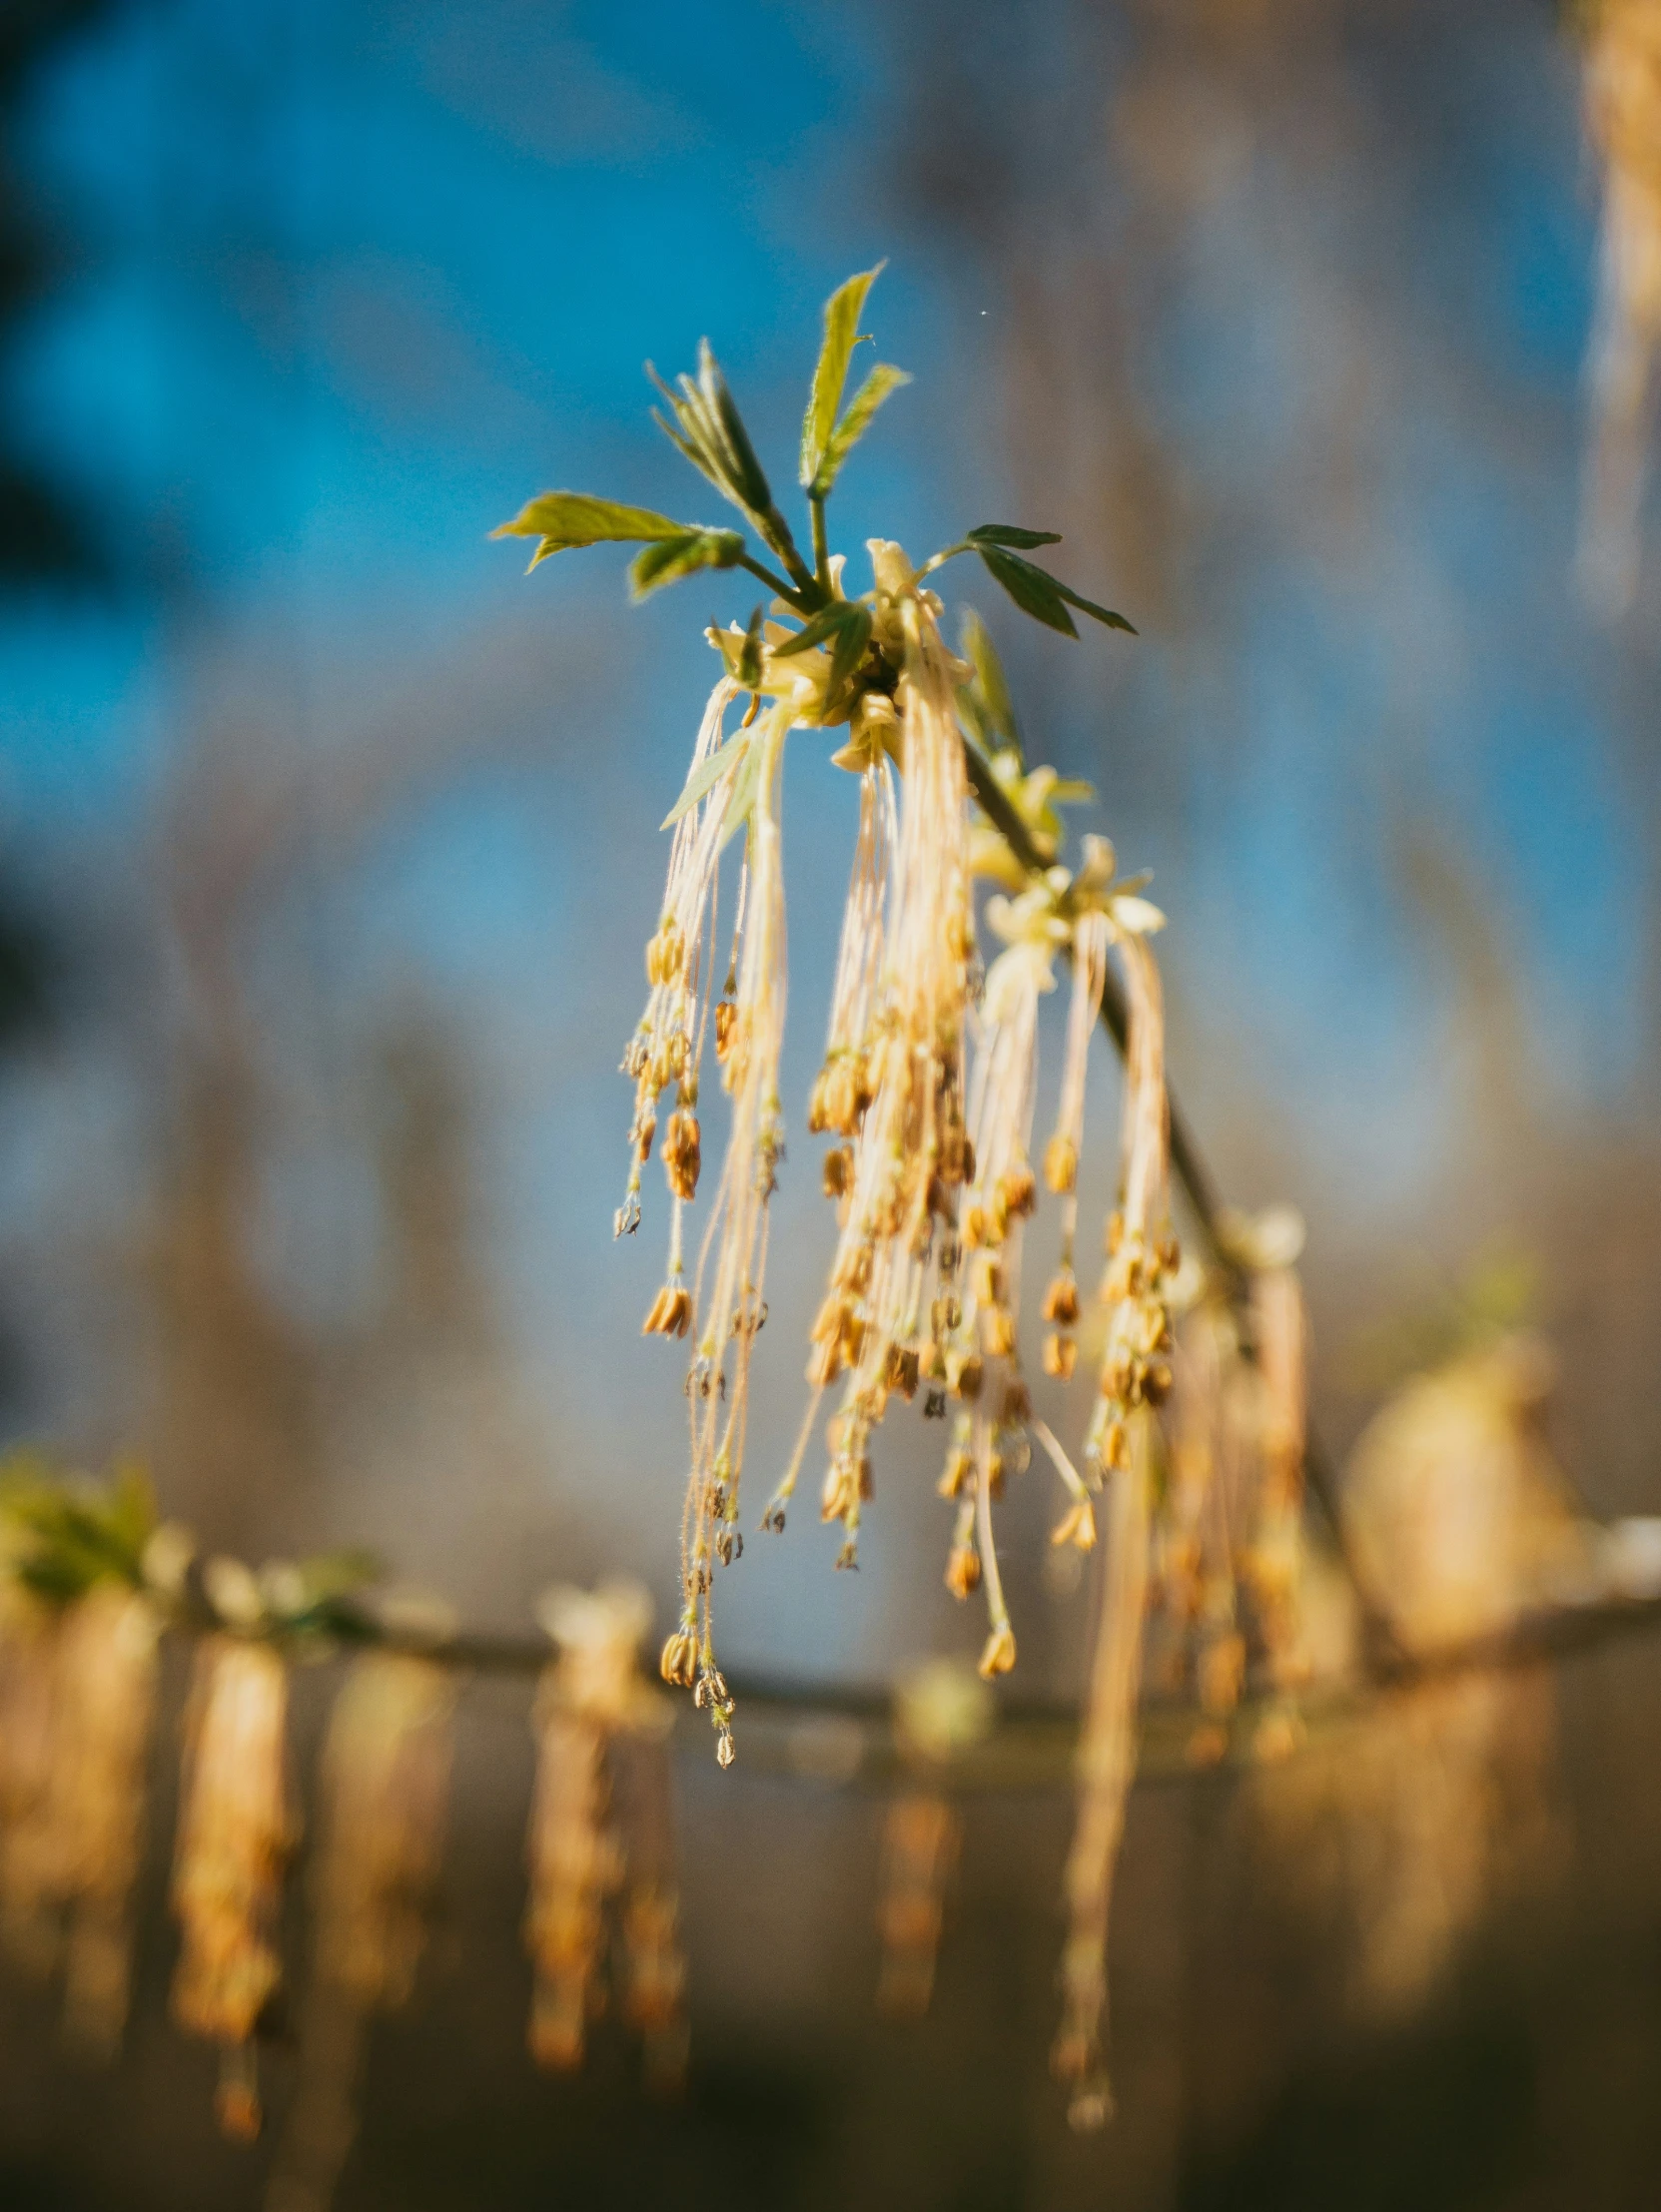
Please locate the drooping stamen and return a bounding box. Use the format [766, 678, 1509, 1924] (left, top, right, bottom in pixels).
[1054, 909, 1175, 2126]
[528, 1583, 665, 2066]
[52, 1583, 162, 2057]
[1043, 907, 1110, 1381]
[674, 702, 792, 1751]
[171, 1637, 295, 2141]
[269, 1651, 455, 2211]
[1053, 1409, 1154, 2130]
[1246, 1253, 1309, 1692]
[1086, 927, 1176, 1479]
[811, 757, 896, 1138]
[812, 550, 975, 1550]
[618, 676, 741, 1243]
[938, 892, 1056, 1656]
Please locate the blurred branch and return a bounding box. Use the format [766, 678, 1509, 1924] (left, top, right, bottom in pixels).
[12, 1462, 1658, 1792]
[333, 1583, 1661, 1791]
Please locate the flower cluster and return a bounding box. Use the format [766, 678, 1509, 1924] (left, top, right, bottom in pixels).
[499, 267, 1147, 1753]
[0, 1463, 695, 2148]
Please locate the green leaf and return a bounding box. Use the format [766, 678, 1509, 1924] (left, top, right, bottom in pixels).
[648, 377, 712, 480]
[825, 604, 874, 697]
[773, 601, 875, 703]
[966, 523, 1065, 549]
[973, 548, 1139, 639]
[974, 546, 1078, 636]
[662, 732, 750, 830]
[811, 363, 911, 497]
[491, 492, 687, 562]
[648, 349, 796, 571]
[699, 341, 775, 519]
[955, 681, 988, 751]
[961, 609, 1021, 753]
[719, 731, 766, 850]
[628, 529, 745, 599]
[1051, 578, 1138, 634]
[736, 603, 765, 690]
[800, 263, 885, 489]
[770, 602, 853, 657]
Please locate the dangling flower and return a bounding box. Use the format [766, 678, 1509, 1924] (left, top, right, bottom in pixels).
[502, 274, 1140, 1763]
[616, 1684, 688, 2093]
[1236, 1206, 1310, 1704]
[50, 1581, 163, 2056]
[270, 1647, 455, 2212]
[620, 1878, 688, 2090]
[875, 1659, 992, 2018]
[936, 874, 1064, 1665]
[617, 675, 741, 1243]
[1039, 839, 1117, 1389]
[526, 1689, 618, 2071]
[670, 694, 792, 1753]
[1053, 877, 1175, 2130]
[1053, 1410, 1157, 2131]
[0, 1463, 167, 2034]
[1148, 1283, 1242, 1763]
[306, 1652, 455, 2012]
[875, 1796, 961, 2018]
[809, 731, 896, 1142]
[1084, 892, 1178, 1484]
[171, 1633, 296, 2141]
[766, 544, 975, 1563]
[527, 1582, 672, 2074]
[0, 1585, 63, 1975]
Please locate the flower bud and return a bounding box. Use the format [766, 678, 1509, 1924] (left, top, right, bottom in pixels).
[1043, 1132, 1078, 1195]
[983, 1305, 1017, 1359]
[997, 1163, 1037, 1220]
[944, 1545, 981, 1599]
[661, 1110, 700, 1201]
[642, 1281, 692, 1339]
[1042, 1332, 1078, 1382]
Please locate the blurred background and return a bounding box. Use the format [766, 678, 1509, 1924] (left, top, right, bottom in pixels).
[2, 0, 1660, 2205]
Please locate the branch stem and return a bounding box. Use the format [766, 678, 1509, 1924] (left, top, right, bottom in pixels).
[738, 552, 810, 610]
[759, 506, 822, 603]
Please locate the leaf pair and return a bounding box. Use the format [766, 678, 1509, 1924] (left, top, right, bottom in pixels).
[650, 341, 780, 542]
[771, 598, 874, 705]
[491, 492, 745, 601]
[799, 265, 911, 500]
[953, 524, 1138, 639]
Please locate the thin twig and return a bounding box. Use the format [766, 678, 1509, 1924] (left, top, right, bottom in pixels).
[269, 1585, 1661, 1793]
